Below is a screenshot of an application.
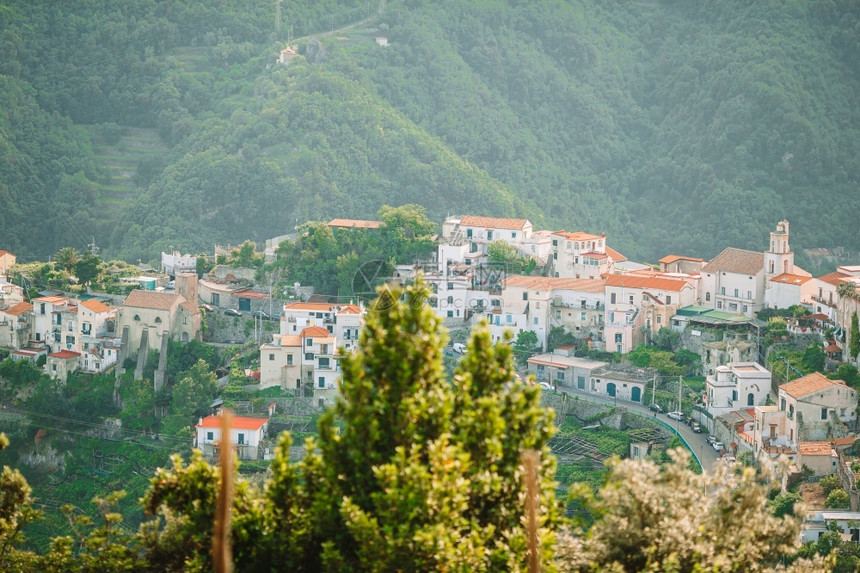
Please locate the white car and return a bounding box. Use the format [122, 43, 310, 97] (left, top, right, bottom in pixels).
[667, 411, 684, 421]
[538, 382, 553, 392]
[712, 441, 725, 452]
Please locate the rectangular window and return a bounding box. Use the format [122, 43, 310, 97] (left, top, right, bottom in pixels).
[717, 301, 723, 309]
[306, 338, 312, 346]
[533, 317, 538, 325]
[40, 303, 45, 315]
[269, 353, 275, 361]
[487, 231, 493, 241]
[511, 232, 517, 238]
[506, 314, 512, 323]
[304, 352, 314, 360]
[720, 287, 725, 295]
[65, 335, 75, 344]
[610, 293, 617, 304]
[780, 398, 786, 411]
[552, 239, 557, 247]
[448, 282, 454, 290]
[577, 376, 585, 390]
[556, 371, 564, 381]
[553, 252, 557, 260]
[580, 312, 586, 321]
[318, 358, 330, 369]
[705, 292, 711, 301]
[467, 229, 473, 238]
[629, 296, 634, 304]
[318, 376, 325, 388]
[615, 333, 622, 343]
[821, 408, 828, 420]
[237, 433, 245, 445]
[207, 431, 213, 441]
[609, 312, 615, 323]
[666, 295, 671, 305]
[447, 310, 454, 317]
[522, 292, 528, 301]
[734, 288, 739, 297]
[287, 354, 293, 366]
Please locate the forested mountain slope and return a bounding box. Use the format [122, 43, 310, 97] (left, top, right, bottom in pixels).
[1, 0, 858, 263]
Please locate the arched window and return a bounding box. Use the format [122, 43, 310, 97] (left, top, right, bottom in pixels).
[747, 392, 755, 406]
[133, 314, 140, 321]
[154, 316, 162, 324]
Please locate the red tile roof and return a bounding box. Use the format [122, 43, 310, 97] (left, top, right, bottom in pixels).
[552, 230, 603, 241]
[701, 248, 764, 275]
[798, 441, 833, 456]
[3, 302, 32, 316]
[328, 218, 384, 229]
[49, 350, 81, 359]
[80, 299, 111, 313]
[459, 215, 530, 230]
[33, 295, 70, 304]
[770, 273, 814, 285]
[195, 415, 269, 430]
[659, 254, 705, 264]
[604, 274, 689, 292]
[780, 372, 850, 399]
[502, 275, 605, 293]
[605, 246, 627, 263]
[124, 290, 184, 310]
[300, 326, 330, 337]
[337, 304, 362, 314]
[817, 272, 850, 287]
[284, 302, 338, 311]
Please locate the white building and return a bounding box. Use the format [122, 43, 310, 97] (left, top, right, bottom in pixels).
[550, 231, 613, 279]
[764, 272, 816, 310]
[194, 415, 269, 460]
[527, 353, 607, 391]
[705, 362, 772, 420]
[161, 251, 198, 277]
[603, 275, 695, 353]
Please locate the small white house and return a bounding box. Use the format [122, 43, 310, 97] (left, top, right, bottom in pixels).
[194, 415, 269, 460]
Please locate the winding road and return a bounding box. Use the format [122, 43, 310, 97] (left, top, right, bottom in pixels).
[556, 387, 723, 475]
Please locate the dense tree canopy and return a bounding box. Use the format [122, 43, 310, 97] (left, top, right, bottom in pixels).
[0, 0, 858, 264]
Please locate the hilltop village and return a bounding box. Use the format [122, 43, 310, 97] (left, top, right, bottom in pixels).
[2, 213, 860, 544]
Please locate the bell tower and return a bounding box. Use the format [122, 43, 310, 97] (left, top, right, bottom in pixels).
[764, 220, 793, 279]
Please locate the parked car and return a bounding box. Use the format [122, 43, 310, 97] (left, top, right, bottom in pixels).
[164, 280, 175, 290]
[712, 441, 725, 452]
[667, 411, 684, 421]
[538, 382, 553, 392]
[452, 343, 466, 354]
[706, 435, 717, 445]
[648, 403, 664, 413]
[690, 422, 702, 433]
[224, 308, 242, 317]
[199, 303, 214, 312]
[252, 310, 270, 320]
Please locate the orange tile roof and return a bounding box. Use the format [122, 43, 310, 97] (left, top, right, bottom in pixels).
[33, 295, 70, 304]
[701, 248, 764, 275]
[780, 372, 849, 399]
[604, 274, 689, 292]
[605, 246, 627, 263]
[124, 289, 184, 310]
[80, 299, 111, 313]
[502, 275, 605, 293]
[277, 334, 302, 347]
[552, 230, 603, 241]
[49, 350, 81, 359]
[196, 415, 268, 430]
[3, 302, 32, 316]
[284, 302, 338, 311]
[817, 272, 850, 287]
[770, 273, 814, 285]
[328, 218, 384, 229]
[0, 250, 14, 257]
[798, 441, 833, 456]
[659, 254, 705, 264]
[832, 436, 857, 447]
[337, 304, 362, 314]
[459, 215, 530, 230]
[300, 326, 331, 337]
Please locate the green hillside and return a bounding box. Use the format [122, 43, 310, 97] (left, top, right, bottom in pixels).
[0, 0, 858, 263]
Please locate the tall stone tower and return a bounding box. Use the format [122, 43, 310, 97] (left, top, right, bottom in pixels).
[764, 220, 794, 279]
[175, 273, 199, 306]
